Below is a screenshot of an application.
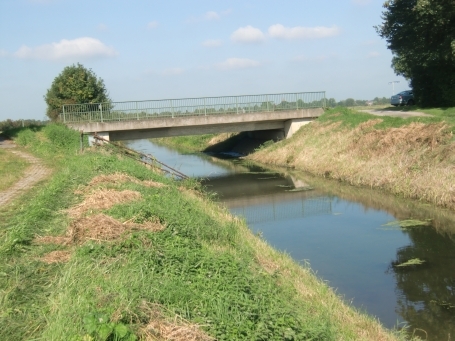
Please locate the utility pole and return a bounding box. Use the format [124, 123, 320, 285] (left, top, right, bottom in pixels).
[388, 81, 400, 96]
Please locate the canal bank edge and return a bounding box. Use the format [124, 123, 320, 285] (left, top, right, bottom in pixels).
[0, 124, 410, 340]
[248, 107, 455, 211]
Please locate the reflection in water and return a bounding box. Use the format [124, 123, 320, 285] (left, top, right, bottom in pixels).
[127, 139, 455, 341]
[390, 227, 455, 340]
[229, 196, 332, 224]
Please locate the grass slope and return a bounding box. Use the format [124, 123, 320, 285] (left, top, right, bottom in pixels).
[0, 124, 410, 341]
[249, 107, 455, 210]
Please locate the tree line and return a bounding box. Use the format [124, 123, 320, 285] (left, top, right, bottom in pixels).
[326, 97, 390, 108]
[376, 0, 455, 107]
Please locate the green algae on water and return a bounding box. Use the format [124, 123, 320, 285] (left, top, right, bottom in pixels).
[286, 186, 315, 192]
[382, 219, 431, 229]
[394, 258, 426, 267]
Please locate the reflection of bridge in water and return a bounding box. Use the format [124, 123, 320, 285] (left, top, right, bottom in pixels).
[223, 191, 332, 225]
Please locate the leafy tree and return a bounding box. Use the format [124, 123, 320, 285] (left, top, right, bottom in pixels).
[345, 98, 355, 107]
[376, 0, 455, 107]
[44, 63, 111, 121]
[327, 98, 337, 107]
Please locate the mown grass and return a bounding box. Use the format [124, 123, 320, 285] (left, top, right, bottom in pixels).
[0, 124, 411, 341]
[0, 148, 29, 191]
[319, 106, 455, 130]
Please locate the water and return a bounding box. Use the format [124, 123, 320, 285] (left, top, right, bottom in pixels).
[127, 139, 455, 340]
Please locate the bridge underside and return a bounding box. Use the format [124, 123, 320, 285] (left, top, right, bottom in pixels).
[68, 108, 323, 141]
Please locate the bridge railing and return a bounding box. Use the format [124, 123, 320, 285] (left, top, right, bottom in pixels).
[60, 91, 326, 123]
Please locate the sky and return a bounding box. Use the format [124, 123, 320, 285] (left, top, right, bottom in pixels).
[0, 0, 410, 121]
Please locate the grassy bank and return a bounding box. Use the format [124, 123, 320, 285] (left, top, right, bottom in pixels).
[248, 107, 455, 210]
[0, 124, 410, 340]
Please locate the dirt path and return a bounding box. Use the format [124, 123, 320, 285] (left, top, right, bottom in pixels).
[360, 108, 431, 118]
[0, 138, 51, 207]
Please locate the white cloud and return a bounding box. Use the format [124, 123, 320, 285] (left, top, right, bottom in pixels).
[368, 51, 380, 58]
[147, 21, 159, 29]
[187, 10, 230, 23]
[216, 58, 260, 70]
[230, 26, 265, 44]
[97, 24, 108, 31]
[204, 11, 220, 20]
[202, 39, 222, 47]
[14, 37, 117, 61]
[268, 24, 340, 40]
[0, 49, 8, 57]
[162, 67, 184, 76]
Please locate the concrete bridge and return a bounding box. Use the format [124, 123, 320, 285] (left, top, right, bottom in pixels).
[61, 91, 325, 141]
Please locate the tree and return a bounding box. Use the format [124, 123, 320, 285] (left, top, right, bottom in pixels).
[345, 98, 355, 107]
[376, 0, 455, 107]
[327, 98, 337, 107]
[44, 63, 111, 121]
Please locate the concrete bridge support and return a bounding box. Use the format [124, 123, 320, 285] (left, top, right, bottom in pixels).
[284, 118, 312, 138]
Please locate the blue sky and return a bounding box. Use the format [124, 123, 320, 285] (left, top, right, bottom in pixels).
[0, 0, 409, 121]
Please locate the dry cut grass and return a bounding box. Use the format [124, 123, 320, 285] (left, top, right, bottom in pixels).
[35, 174, 165, 262]
[68, 189, 142, 218]
[138, 302, 214, 341]
[250, 119, 455, 210]
[39, 250, 72, 264]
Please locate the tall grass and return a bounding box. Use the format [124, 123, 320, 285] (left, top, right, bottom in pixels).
[0, 124, 412, 341]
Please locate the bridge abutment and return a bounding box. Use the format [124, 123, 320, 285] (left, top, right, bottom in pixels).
[284, 118, 312, 139]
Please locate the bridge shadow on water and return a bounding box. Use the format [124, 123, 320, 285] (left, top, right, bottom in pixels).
[201, 171, 332, 225]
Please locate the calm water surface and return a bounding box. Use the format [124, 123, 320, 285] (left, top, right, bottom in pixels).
[127, 139, 455, 340]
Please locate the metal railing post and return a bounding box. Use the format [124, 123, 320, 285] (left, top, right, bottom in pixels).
[296, 94, 298, 110]
[236, 97, 238, 114]
[266, 95, 269, 111]
[99, 104, 103, 123]
[62, 105, 66, 123]
[204, 98, 207, 116]
[170, 100, 174, 118]
[136, 102, 139, 120]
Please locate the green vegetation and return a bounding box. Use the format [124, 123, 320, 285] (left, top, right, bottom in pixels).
[394, 258, 426, 268]
[326, 96, 390, 108]
[153, 134, 218, 153]
[382, 220, 432, 229]
[0, 119, 47, 132]
[45, 63, 111, 121]
[376, 1, 455, 106]
[0, 148, 28, 191]
[319, 107, 455, 130]
[0, 124, 406, 340]
[153, 132, 250, 155]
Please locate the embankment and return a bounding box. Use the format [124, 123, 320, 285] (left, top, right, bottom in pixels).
[0, 124, 408, 340]
[249, 108, 455, 210]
